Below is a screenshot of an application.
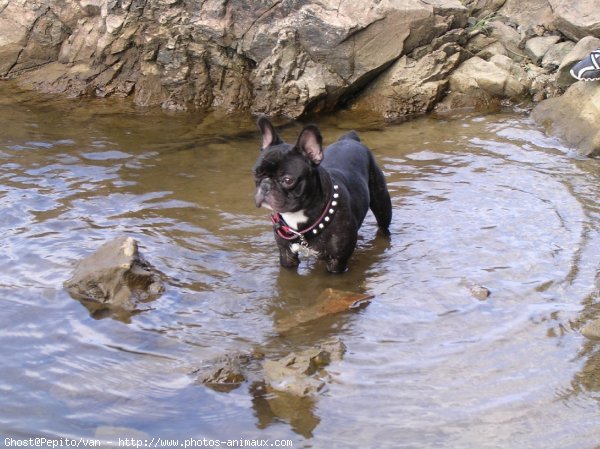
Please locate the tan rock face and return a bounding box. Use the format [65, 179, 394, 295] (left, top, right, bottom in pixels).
[0, 0, 468, 117]
[2, 0, 600, 129]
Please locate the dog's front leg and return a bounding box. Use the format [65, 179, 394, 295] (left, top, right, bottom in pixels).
[325, 255, 350, 274]
[278, 243, 300, 269]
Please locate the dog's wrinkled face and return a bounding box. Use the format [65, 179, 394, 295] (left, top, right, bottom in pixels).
[253, 117, 323, 214]
[253, 143, 314, 213]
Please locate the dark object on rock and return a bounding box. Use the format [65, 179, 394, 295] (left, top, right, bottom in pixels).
[570, 47, 600, 81]
[64, 236, 164, 319]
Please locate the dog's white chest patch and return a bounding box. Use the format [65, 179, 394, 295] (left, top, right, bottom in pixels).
[280, 210, 308, 230]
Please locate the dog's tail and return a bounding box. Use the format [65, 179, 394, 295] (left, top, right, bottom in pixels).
[367, 152, 392, 235]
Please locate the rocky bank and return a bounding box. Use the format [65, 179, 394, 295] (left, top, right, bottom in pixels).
[1, 0, 600, 154]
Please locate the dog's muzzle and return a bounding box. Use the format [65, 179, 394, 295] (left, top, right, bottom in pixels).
[255, 179, 272, 209]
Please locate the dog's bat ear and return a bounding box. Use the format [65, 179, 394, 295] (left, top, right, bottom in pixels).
[257, 116, 282, 150]
[296, 124, 323, 165]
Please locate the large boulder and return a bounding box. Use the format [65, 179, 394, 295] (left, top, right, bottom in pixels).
[531, 81, 600, 157]
[0, 0, 468, 118]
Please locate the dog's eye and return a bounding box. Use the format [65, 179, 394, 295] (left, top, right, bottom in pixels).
[280, 176, 295, 187]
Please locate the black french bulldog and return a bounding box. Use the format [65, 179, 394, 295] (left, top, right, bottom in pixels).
[253, 117, 392, 273]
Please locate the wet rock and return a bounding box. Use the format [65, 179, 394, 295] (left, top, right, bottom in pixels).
[195, 339, 346, 398]
[194, 353, 253, 393]
[262, 339, 346, 397]
[470, 284, 491, 300]
[531, 81, 600, 157]
[582, 319, 600, 341]
[460, 280, 491, 300]
[64, 236, 164, 317]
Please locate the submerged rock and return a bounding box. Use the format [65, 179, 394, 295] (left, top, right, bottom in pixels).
[195, 339, 346, 397]
[262, 339, 346, 397]
[276, 288, 372, 333]
[194, 352, 255, 393]
[64, 236, 164, 318]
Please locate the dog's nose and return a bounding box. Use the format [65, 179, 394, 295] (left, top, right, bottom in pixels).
[255, 191, 265, 208]
[255, 179, 271, 208]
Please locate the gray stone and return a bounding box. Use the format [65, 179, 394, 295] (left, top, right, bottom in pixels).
[524, 35, 561, 64]
[466, 33, 498, 57]
[487, 20, 525, 62]
[64, 236, 164, 314]
[469, 284, 491, 300]
[541, 40, 575, 70]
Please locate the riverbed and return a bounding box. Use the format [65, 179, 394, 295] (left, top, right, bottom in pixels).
[1, 83, 599, 448]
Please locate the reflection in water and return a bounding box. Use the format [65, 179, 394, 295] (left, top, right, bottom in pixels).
[1, 82, 600, 448]
[251, 382, 320, 438]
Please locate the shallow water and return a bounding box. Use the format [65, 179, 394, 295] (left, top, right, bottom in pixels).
[1, 83, 600, 448]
